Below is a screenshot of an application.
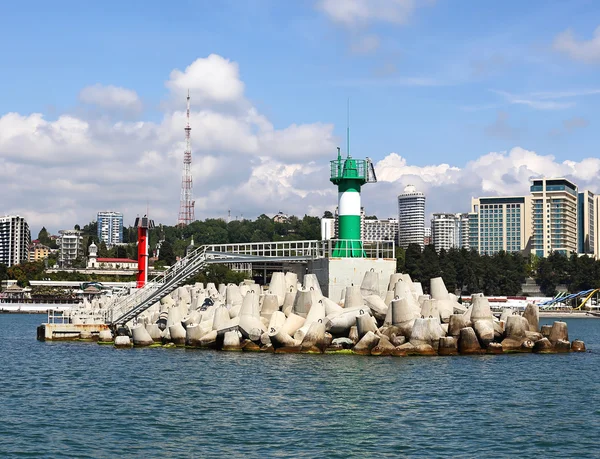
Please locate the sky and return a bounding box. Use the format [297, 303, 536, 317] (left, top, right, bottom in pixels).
[2, 0, 600, 235]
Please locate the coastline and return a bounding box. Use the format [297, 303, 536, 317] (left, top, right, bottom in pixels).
[539, 311, 599, 319]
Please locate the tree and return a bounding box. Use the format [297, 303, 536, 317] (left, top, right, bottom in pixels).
[420, 245, 441, 292]
[38, 227, 51, 244]
[98, 242, 110, 257]
[323, 210, 333, 219]
[395, 247, 406, 273]
[0, 263, 8, 282]
[159, 240, 176, 265]
[404, 244, 423, 281]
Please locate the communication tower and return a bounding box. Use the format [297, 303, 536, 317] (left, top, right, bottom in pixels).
[178, 90, 195, 226]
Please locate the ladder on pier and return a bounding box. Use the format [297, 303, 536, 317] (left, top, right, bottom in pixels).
[106, 245, 209, 326]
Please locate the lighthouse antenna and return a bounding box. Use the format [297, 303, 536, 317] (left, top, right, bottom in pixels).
[346, 97, 350, 158]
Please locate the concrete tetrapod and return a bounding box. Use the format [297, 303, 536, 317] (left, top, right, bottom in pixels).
[364, 295, 388, 321]
[98, 329, 113, 343]
[146, 324, 162, 343]
[571, 340, 586, 352]
[370, 335, 395, 356]
[294, 299, 325, 341]
[532, 337, 555, 353]
[293, 289, 320, 318]
[300, 322, 327, 353]
[239, 292, 260, 319]
[169, 323, 187, 346]
[284, 272, 298, 293]
[356, 312, 378, 339]
[267, 311, 287, 334]
[344, 285, 364, 310]
[410, 317, 444, 349]
[269, 326, 301, 352]
[458, 327, 484, 355]
[549, 321, 569, 344]
[554, 339, 571, 353]
[182, 311, 201, 328]
[390, 297, 418, 336]
[282, 290, 296, 316]
[327, 308, 367, 336]
[360, 269, 380, 298]
[260, 294, 280, 322]
[131, 324, 154, 346]
[238, 316, 266, 342]
[501, 315, 530, 351]
[212, 305, 231, 331]
[225, 284, 243, 307]
[114, 335, 132, 348]
[198, 330, 218, 348]
[166, 305, 185, 328]
[185, 324, 205, 347]
[223, 331, 242, 351]
[268, 272, 287, 306]
[387, 273, 403, 291]
[448, 314, 470, 337]
[430, 277, 449, 301]
[420, 299, 440, 320]
[522, 304, 539, 332]
[540, 324, 552, 338]
[303, 273, 322, 296]
[384, 290, 395, 308]
[321, 297, 344, 316]
[438, 336, 458, 356]
[353, 331, 380, 355]
[280, 313, 306, 337]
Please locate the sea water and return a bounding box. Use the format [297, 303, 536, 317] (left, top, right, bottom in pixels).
[0, 314, 598, 458]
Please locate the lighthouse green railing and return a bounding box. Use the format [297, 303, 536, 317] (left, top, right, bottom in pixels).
[330, 147, 377, 258]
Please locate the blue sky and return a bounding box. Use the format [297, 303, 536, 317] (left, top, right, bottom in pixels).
[1, 0, 600, 233]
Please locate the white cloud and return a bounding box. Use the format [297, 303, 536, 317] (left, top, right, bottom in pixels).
[4, 53, 600, 238]
[79, 84, 142, 111]
[491, 90, 574, 110]
[368, 147, 600, 220]
[166, 54, 245, 106]
[554, 26, 600, 63]
[317, 0, 420, 26]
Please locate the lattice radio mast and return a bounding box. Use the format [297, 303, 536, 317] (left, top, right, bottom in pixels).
[178, 90, 195, 226]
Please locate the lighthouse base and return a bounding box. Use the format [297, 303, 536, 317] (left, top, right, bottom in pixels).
[308, 258, 396, 302]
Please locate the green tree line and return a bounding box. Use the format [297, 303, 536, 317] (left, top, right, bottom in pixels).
[399, 244, 600, 297]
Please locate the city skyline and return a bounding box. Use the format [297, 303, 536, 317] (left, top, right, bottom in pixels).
[2, 1, 600, 236]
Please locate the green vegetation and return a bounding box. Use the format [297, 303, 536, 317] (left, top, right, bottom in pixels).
[148, 214, 321, 259]
[401, 244, 528, 296]
[399, 244, 600, 297]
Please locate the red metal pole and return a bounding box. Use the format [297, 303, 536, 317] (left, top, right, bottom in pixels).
[137, 226, 148, 288]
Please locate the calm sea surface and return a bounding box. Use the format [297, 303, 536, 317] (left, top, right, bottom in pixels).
[0, 314, 598, 458]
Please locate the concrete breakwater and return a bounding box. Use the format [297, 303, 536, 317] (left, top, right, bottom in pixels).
[56, 270, 587, 356]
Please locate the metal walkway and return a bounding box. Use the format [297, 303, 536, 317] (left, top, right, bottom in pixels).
[105, 239, 394, 326]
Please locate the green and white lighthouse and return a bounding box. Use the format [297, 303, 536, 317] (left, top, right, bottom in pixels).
[330, 146, 377, 257]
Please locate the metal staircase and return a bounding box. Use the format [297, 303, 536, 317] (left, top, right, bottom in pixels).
[105, 245, 209, 326]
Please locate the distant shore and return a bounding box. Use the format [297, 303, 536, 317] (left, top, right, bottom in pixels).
[539, 311, 599, 319]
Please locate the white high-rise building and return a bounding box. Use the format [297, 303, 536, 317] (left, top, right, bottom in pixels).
[97, 211, 123, 246]
[363, 218, 399, 242]
[431, 213, 460, 252]
[430, 213, 470, 252]
[0, 215, 31, 267]
[398, 185, 425, 248]
[530, 178, 578, 257]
